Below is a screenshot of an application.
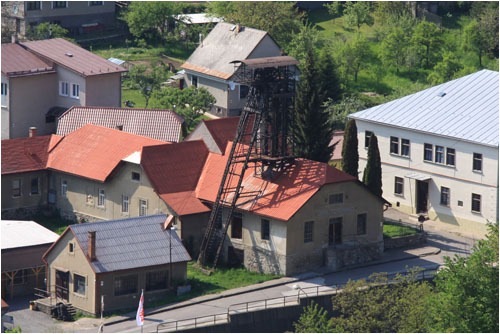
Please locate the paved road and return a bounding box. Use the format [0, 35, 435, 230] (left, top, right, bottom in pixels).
[7, 223, 476, 333]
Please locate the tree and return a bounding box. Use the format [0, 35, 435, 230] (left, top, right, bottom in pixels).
[318, 48, 342, 103]
[294, 302, 334, 333]
[411, 20, 442, 68]
[27, 22, 69, 40]
[209, 2, 302, 49]
[427, 51, 463, 84]
[128, 63, 169, 108]
[150, 86, 216, 132]
[341, 119, 359, 177]
[362, 133, 382, 197]
[338, 34, 372, 82]
[470, 1, 499, 57]
[463, 19, 489, 67]
[122, 1, 183, 43]
[425, 222, 499, 333]
[343, 1, 374, 30]
[286, 23, 320, 64]
[375, 1, 414, 22]
[294, 49, 334, 163]
[378, 27, 408, 73]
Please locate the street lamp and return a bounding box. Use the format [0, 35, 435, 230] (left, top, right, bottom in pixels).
[292, 284, 309, 300]
[169, 225, 178, 290]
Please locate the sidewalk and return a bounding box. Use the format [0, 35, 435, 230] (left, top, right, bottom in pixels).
[104, 243, 440, 326]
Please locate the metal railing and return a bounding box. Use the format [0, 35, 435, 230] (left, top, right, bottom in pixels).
[156, 267, 440, 333]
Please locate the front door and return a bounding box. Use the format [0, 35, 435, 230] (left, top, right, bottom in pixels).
[55, 270, 69, 301]
[416, 180, 429, 213]
[329, 218, 342, 245]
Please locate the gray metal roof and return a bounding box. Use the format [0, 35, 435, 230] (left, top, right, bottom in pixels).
[350, 70, 499, 147]
[70, 215, 191, 274]
[183, 22, 269, 78]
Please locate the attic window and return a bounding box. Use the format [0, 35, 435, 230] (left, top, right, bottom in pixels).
[438, 92, 446, 97]
[65, 53, 73, 57]
[132, 172, 140, 182]
[69, 242, 74, 253]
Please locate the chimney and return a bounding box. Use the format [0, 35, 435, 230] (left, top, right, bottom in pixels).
[235, 24, 241, 35]
[88, 231, 96, 261]
[11, 33, 18, 44]
[29, 127, 37, 137]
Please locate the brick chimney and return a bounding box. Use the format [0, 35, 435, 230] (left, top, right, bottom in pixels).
[29, 127, 37, 137]
[88, 231, 96, 261]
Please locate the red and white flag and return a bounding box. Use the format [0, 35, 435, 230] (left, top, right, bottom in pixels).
[136, 290, 144, 327]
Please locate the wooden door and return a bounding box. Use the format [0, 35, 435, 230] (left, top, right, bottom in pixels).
[55, 270, 69, 301]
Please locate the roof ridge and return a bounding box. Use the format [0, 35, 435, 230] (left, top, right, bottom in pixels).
[70, 213, 167, 229]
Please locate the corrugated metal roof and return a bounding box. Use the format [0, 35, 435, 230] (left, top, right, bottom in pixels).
[350, 70, 499, 147]
[107, 57, 126, 66]
[70, 215, 191, 273]
[1, 220, 59, 249]
[57, 106, 183, 143]
[181, 22, 271, 79]
[176, 13, 222, 25]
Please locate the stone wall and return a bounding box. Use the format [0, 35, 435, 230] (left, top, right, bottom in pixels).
[1, 205, 54, 220]
[384, 232, 426, 250]
[243, 245, 286, 276]
[326, 241, 384, 271]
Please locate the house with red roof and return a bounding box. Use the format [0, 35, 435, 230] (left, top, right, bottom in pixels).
[1, 38, 126, 139]
[186, 116, 239, 154]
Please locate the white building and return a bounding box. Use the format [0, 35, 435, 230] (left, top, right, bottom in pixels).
[350, 70, 498, 236]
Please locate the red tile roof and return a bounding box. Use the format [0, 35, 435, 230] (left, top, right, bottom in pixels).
[330, 131, 344, 161]
[196, 143, 357, 221]
[47, 124, 164, 182]
[1, 43, 55, 77]
[57, 106, 184, 142]
[1, 135, 62, 175]
[141, 141, 210, 216]
[203, 117, 239, 153]
[21, 38, 127, 77]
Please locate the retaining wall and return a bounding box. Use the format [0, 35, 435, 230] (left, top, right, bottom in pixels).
[384, 232, 426, 250]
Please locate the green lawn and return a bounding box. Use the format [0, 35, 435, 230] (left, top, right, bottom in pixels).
[383, 221, 419, 239]
[32, 214, 73, 235]
[121, 87, 147, 108]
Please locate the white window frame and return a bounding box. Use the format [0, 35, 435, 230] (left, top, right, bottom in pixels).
[70, 83, 80, 99]
[122, 195, 129, 214]
[394, 177, 404, 196]
[98, 189, 105, 207]
[446, 148, 456, 166]
[401, 138, 410, 157]
[61, 180, 67, 197]
[440, 187, 450, 207]
[473, 153, 482, 172]
[59, 81, 69, 96]
[471, 193, 481, 213]
[139, 199, 148, 216]
[390, 136, 399, 155]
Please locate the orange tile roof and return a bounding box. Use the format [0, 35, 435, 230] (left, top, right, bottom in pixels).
[196, 143, 357, 221]
[203, 116, 239, 152]
[21, 38, 127, 77]
[141, 141, 210, 216]
[47, 124, 165, 182]
[1, 135, 62, 175]
[181, 62, 233, 80]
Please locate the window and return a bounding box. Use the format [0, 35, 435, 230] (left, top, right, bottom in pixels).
[146, 270, 168, 291]
[304, 221, 314, 243]
[239, 85, 249, 99]
[458, 200, 463, 207]
[401, 139, 410, 157]
[98, 189, 105, 207]
[59, 81, 68, 96]
[131, 172, 140, 182]
[365, 131, 373, 148]
[139, 199, 147, 216]
[70, 83, 79, 99]
[27, 2, 41, 10]
[390, 136, 399, 154]
[329, 193, 343, 205]
[191, 75, 198, 88]
[31, 177, 39, 195]
[329, 217, 342, 245]
[424, 143, 433, 161]
[394, 177, 404, 195]
[446, 148, 455, 166]
[231, 212, 242, 239]
[88, 1, 104, 5]
[435, 146, 444, 164]
[473, 153, 482, 172]
[114, 274, 138, 296]
[68, 242, 74, 253]
[122, 195, 129, 213]
[12, 179, 22, 197]
[440, 187, 450, 206]
[1, 83, 7, 96]
[261, 219, 270, 240]
[61, 180, 67, 197]
[357, 213, 367, 235]
[52, 1, 67, 9]
[73, 274, 86, 295]
[471, 193, 481, 213]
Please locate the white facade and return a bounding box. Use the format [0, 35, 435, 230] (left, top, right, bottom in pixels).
[355, 120, 498, 235]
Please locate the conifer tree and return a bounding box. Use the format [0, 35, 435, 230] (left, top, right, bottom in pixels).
[363, 133, 382, 196]
[341, 119, 359, 177]
[294, 49, 334, 163]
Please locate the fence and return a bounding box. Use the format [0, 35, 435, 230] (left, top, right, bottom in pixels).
[33, 284, 69, 307]
[156, 267, 440, 333]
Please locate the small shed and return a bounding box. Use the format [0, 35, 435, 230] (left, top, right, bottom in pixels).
[107, 57, 131, 69]
[1, 220, 59, 300]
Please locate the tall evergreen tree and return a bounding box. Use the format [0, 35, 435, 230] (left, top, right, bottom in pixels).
[363, 133, 382, 196]
[318, 48, 342, 102]
[294, 49, 334, 163]
[341, 119, 359, 177]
